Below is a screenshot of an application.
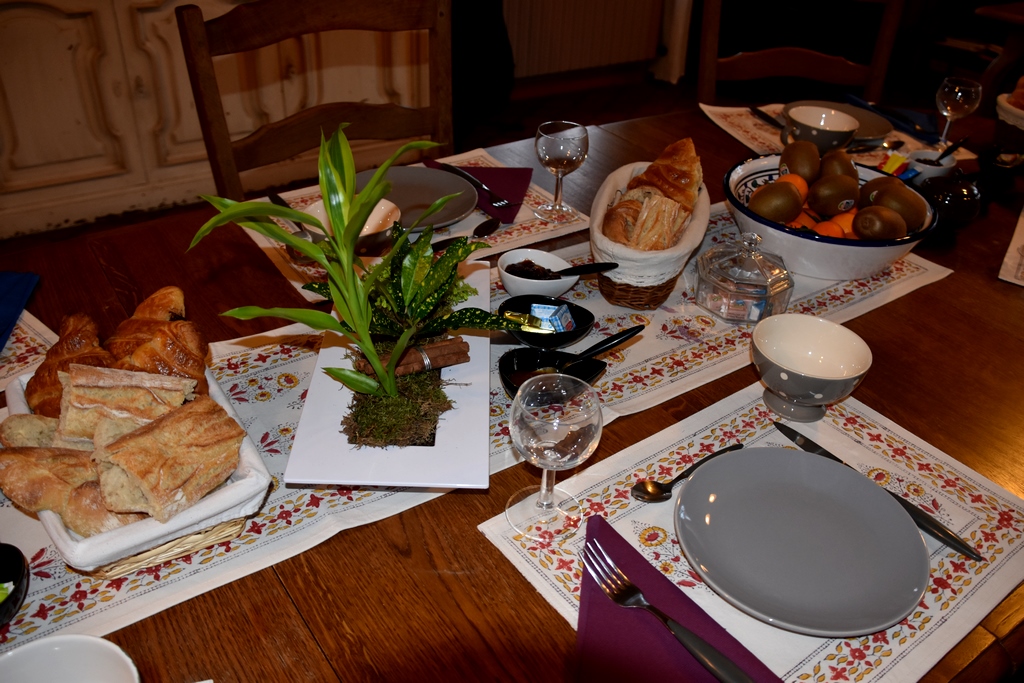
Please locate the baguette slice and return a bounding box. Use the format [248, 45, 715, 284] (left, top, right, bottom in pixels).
[57, 364, 196, 443]
[95, 395, 244, 523]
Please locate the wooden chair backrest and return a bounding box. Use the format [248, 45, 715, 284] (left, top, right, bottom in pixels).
[697, 0, 904, 105]
[176, 0, 453, 200]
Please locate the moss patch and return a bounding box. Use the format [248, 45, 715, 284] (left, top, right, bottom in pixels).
[341, 370, 453, 448]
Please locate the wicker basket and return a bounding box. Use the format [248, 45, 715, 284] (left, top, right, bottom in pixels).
[84, 517, 247, 579]
[597, 271, 681, 310]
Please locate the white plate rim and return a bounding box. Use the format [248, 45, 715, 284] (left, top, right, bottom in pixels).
[673, 446, 930, 637]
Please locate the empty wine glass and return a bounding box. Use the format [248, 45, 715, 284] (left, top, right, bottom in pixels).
[505, 373, 602, 541]
[935, 77, 982, 148]
[533, 121, 589, 223]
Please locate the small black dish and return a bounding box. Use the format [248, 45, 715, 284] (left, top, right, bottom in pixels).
[0, 543, 29, 627]
[498, 324, 645, 397]
[498, 295, 595, 349]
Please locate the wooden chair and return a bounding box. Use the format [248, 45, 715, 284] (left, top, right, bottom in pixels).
[175, 0, 453, 200]
[697, 0, 904, 105]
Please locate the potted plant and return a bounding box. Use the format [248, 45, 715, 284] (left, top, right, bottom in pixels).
[191, 125, 519, 445]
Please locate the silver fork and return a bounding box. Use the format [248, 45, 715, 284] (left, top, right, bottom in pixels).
[439, 162, 511, 208]
[582, 538, 754, 683]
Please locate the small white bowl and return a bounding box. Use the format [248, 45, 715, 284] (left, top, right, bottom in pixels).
[304, 198, 400, 237]
[0, 634, 140, 683]
[497, 249, 578, 298]
[906, 150, 956, 187]
[752, 313, 873, 422]
[724, 154, 936, 280]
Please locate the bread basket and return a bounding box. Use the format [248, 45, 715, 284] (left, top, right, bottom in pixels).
[5, 370, 271, 578]
[590, 162, 710, 309]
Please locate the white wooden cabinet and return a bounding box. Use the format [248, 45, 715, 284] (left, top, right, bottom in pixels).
[0, 0, 428, 238]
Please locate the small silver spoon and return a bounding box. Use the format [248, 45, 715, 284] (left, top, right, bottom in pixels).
[630, 442, 744, 503]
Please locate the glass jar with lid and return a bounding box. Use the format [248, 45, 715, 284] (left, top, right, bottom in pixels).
[695, 232, 793, 323]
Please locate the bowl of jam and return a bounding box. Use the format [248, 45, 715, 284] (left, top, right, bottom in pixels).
[497, 248, 578, 298]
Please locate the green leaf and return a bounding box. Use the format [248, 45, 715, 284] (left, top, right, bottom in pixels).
[408, 240, 478, 317]
[323, 367, 384, 396]
[222, 306, 347, 333]
[419, 307, 523, 336]
[400, 230, 435, 308]
[302, 282, 331, 299]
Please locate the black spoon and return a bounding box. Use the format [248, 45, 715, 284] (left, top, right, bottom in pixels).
[499, 324, 645, 397]
[936, 136, 969, 162]
[555, 262, 618, 277]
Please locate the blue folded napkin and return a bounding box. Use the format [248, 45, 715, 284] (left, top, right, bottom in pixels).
[845, 94, 941, 145]
[0, 271, 39, 352]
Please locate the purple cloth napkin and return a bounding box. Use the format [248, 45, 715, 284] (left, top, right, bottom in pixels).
[422, 159, 532, 224]
[576, 515, 782, 683]
[0, 271, 39, 352]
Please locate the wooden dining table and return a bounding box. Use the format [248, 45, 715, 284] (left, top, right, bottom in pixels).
[1, 104, 1023, 682]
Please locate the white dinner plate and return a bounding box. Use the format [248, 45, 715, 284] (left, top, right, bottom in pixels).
[673, 447, 930, 637]
[783, 100, 894, 142]
[356, 166, 477, 229]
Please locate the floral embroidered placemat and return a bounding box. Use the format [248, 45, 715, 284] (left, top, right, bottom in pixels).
[479, 382, 1024, 682]
[0, 311, 58, 392]
[244, 149, 589, 303]
[485, 204, 952, 471]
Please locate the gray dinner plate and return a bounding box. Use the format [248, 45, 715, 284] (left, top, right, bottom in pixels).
[673, 447, 929, 637]
[356, 166, 477, 229]
[783, 100, 894, 142]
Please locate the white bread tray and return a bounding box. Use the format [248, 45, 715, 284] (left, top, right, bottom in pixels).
[4, 369, 271, 572]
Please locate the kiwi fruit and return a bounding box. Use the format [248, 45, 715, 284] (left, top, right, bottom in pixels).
[858, 175, 904, 209]
[747, 182, 804, 223]
[819, 150, 858, 180]
[807, 175, 859, 217]
[780, 141, 821, 184]
[871, 185, 929, 232]
[853, 205, 907, 240]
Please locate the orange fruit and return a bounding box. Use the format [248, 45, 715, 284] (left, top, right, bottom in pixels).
[776, 173, 809, 202]
[831, 209, 858, 238]
[787, 210, 818, 230]
[812, 220, 846, 238]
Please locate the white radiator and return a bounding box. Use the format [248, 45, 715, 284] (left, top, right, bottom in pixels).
[503, 0, 665, 78]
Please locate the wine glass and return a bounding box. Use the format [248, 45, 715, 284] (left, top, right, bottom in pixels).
[935, 77, 982, 148]
[533, 121, 589, 223]
[505, 373, 602, 541]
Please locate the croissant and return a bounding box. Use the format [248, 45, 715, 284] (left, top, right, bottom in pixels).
[602, 138, 703, 251]
[105, 286, 209, 393]
[24, 313, 115, 418]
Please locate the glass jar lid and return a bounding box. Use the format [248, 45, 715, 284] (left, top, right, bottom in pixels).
[697, 232, 793, 297]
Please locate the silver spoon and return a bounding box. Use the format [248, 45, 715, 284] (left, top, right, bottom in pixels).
[630, 442, 744, 502]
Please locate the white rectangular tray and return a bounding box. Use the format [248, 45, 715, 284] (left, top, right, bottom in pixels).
[5, 368, 271, 572]
[283, 261, 491, 489]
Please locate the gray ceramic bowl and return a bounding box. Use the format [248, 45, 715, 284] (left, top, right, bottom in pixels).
[751, 313, 872, 422]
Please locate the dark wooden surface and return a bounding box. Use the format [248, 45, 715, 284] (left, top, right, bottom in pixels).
[1, 108, 1022, 682]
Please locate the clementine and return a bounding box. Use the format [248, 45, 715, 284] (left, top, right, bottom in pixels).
[812, 220, 846, 238]
[776, 173, 809, 203]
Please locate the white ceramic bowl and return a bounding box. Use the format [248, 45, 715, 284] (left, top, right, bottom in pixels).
[0, 635, 140, 683]
[724, 154, 936, 280]
[906, 149, 956, 187]
[751, 313, 873, 422]
[497, 248, 578, 298]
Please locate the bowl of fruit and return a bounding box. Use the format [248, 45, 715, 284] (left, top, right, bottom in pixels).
[724, 141, 936, 280]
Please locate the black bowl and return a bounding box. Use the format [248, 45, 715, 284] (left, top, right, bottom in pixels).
[498, 347, 607, 398]
[498, 295, 595, 349]
[0, 543, 29, 627]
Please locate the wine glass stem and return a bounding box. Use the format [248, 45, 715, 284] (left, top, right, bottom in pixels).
[940, 118, 952, 146]
[552, 173, 564, 209]
[536, 468, 556, 510]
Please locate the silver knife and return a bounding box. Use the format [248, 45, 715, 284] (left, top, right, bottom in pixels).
[749, 106, 784, 130]
[773, 422, 985, 562]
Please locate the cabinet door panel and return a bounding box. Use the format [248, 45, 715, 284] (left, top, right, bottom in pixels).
[0, 1, 143, 193]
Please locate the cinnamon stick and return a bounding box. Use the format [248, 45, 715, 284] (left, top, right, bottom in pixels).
[353, 337, 470, 377]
